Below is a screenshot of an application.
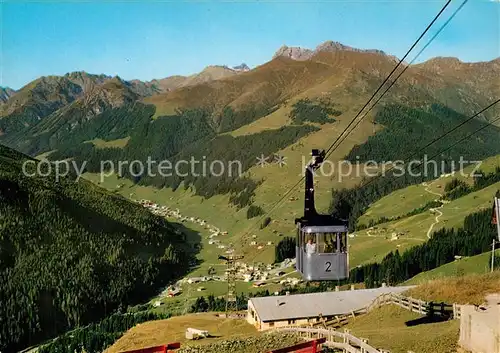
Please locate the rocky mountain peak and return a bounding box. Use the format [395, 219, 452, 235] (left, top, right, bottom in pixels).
[272, 45, 314, 61]
[273, 41, 388, 61]
[232, 63, 250, 72]
[315, 40, 386, 56]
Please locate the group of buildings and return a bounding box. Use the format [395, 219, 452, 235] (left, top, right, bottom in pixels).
[136, 198, 296, 287]
[136, 199, 217, 231]
[136, 199, 234, 253]
[176, 259, 300, 289]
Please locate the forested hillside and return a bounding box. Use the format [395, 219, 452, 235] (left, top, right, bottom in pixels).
[0, 144, 193, 352]
[346, 104, 500, 162]
[3, 101, 318, 209]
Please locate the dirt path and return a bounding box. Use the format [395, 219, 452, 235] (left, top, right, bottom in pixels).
[426, 207, 443, 239]
[423, 182, 443, 198]
[423, 181, 444, 239]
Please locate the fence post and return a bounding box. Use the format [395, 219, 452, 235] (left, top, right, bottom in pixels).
[343, 328, 350, 344]
[361, 338, 369, 353]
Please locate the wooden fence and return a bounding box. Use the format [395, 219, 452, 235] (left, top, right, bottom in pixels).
[309, 309, 367, 330]
[453, 303, 462, 319]
[367, 292, 460, 319]
[273, 326, 383, 353]
[269, 293, 464, 352]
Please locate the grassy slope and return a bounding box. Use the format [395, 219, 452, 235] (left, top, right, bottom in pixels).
[346, 306, 459, 353]
[404, 250, 500, 285]
[405, 272, 500, 305]
[82, 133, 500, 270]
[104, 313, 257, 353]
[346, 154, 500, 266]
[350, 180, 500, 266]
[359, 154, 500, 226]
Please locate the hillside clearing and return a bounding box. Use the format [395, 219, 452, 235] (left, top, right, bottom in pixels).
[84, 137, 130, 148]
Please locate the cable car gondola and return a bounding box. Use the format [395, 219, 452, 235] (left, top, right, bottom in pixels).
[295, 149, 349, 281]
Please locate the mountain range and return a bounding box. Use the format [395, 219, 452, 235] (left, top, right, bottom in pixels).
[1, 39, 500, 352]
[2, 40, 498, 124]
[1, 39, 499, 227]
[273, 40, 388, 61]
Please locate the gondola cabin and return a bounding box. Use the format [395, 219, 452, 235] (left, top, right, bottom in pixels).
[295, 149, 349, 281]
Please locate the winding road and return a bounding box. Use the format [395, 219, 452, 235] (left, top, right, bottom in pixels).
[422, 181, 445, 239]
[424, 182, 443, 197]
[426, 207, 443, 239]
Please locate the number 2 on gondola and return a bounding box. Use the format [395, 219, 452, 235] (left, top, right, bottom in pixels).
[325, 261, 332, 272]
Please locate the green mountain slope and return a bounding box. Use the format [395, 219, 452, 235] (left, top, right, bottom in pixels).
[358, 154, 500, 228]
[0, 144, 193, 352]
[346, 104, 500, 162]
[404, 250, 500, 285]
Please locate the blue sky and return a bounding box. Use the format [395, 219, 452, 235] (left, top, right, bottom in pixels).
[1, 0, 499, 90]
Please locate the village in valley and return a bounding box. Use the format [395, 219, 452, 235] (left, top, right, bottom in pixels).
[135, 199, 302, 304]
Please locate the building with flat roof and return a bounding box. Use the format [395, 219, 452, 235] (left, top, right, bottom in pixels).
[247, 286, 414, 330]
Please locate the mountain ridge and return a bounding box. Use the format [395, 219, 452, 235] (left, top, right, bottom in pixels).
[272, 40, 388, 61]
[5, 39, 499, 96]
[1, 42, 499, 143]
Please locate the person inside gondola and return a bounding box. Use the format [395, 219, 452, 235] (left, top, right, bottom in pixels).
[305, 236, 316, 254]
[324, 233, 337, 253]
[339, 232, 347, 253]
